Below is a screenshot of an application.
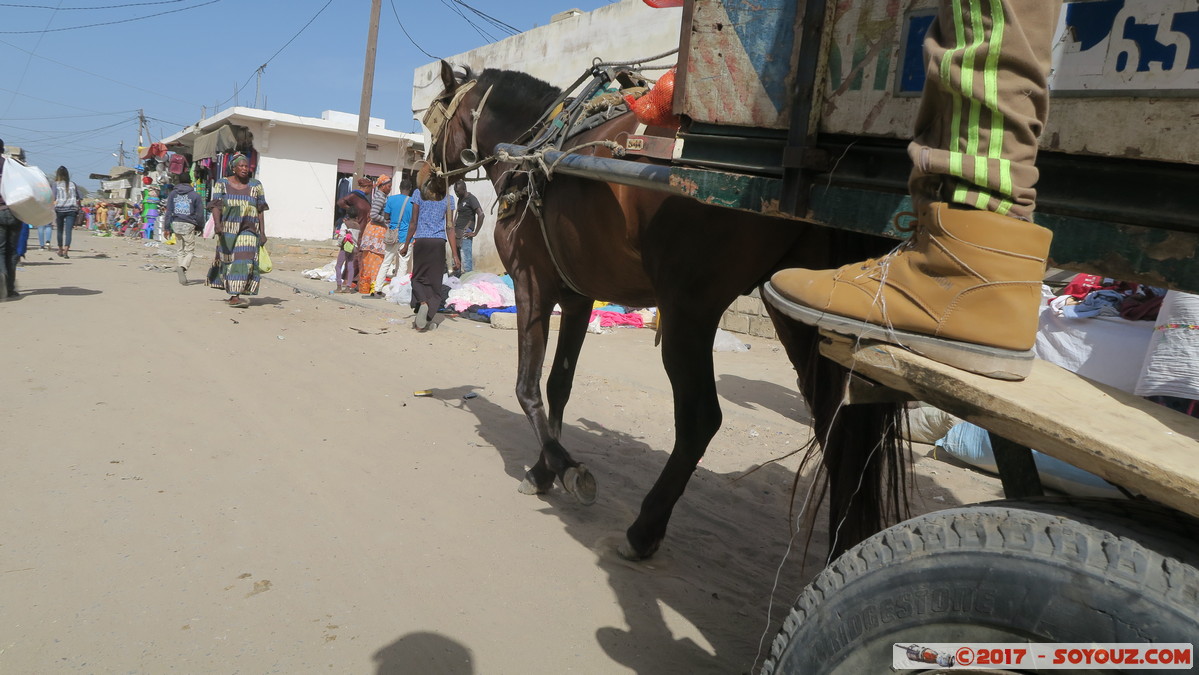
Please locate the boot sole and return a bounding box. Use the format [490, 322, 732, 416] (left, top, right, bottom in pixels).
[763, 282, 1033, 381]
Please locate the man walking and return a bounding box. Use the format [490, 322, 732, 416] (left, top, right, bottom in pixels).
[164, 174, 205, 285]
[0, 139, 24, 301]
[451, 180, 483, 274]
[377, 176, 416, 293]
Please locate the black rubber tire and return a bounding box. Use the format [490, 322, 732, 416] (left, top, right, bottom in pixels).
[761, 497, 1199, 675]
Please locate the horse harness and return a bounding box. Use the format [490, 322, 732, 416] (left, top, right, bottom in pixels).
[423, 59, 675, 297]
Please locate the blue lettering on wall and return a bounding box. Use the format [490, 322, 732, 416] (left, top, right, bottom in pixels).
[898, 13, 935, 94]
[1172, 10, 1199, 69]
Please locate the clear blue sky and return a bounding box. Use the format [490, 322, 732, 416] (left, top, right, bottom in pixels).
[0, 0, 620, 189]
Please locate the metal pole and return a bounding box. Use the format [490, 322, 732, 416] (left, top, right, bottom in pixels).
[353, 0, 383, 180]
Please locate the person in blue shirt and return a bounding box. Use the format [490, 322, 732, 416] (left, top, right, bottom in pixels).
[400, 186, 458, 331]
[375, 176, 416, 296]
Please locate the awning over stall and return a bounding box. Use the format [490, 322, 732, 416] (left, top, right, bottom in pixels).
[192, 125, 237, 159]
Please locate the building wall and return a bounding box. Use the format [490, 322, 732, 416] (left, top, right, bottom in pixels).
[252, 123, 413, 241]
[411, 0, 684, 273]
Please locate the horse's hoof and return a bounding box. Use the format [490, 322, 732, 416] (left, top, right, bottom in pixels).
[563, 465, 597, 506]
[617, 538, 651, 561]
[516, 477, 545, 495]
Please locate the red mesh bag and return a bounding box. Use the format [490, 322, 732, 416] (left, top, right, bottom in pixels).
[630, 67, 680, 128]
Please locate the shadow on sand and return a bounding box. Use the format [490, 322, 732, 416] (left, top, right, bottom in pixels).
[381, 385, 846, 673]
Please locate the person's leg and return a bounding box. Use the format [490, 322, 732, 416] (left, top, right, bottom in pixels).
[62, 213, 75, 254]
[55, 212, 66, 253]
[0, 223, 20, 298]
[335, 249, 348, 290]
[461, 237, 473, 273]
[396, 243, 412, 279]
[37, 224, 49, 248]
[766, 0, 1060, 380]
[177, 223, 196, 284]
[374, 243, 398, 293]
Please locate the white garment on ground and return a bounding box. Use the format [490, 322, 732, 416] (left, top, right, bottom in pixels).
[445, 272, 516, 311]
[1135, 291, 1199, 399]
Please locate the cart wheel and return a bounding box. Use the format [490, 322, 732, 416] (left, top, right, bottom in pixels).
[762, 498, 1199, 675]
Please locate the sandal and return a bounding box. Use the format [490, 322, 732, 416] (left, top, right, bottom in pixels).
[229, 297, 250, 308]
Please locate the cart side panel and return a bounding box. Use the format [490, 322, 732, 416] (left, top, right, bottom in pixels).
[678, 0, 802, 129]
[821, 0, 1199, 164]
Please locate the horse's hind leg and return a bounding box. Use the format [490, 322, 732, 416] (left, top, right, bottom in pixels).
[621, 302, 723, 560]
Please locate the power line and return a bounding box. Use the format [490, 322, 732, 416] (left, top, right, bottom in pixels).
[390, 0, 439, 60]
[144, 115, 185, 128]
[0, 0, 186, 9]
[440, 0, 497, 42]
[0, 85, 124, 114]
[260, 0, 333, 69]
[453, 0, 518, 36]
[0, 110, 135, 120]
[0, 0, 61, 118]
[0, 37, 202, 106]
[0, 0, 220, 34]
[211, 0, 333, 111]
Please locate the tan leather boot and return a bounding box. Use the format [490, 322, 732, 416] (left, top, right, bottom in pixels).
[764, 203, 1052, 380]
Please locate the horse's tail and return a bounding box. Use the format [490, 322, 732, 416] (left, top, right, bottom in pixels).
[802, 329, 910, 559]
[765, 303, 910, 561]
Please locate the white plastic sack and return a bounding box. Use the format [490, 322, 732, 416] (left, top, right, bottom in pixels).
[0, 159, 54, 226]
[587, 315, 612, 334]
[383, 274, 413, 306]
[713, 328, 749, 352]
[301, 261, 336, 280]
[904, 403, 960, 444]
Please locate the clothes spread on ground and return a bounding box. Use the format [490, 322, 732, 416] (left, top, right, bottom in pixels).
[445, 272, 516, 312]
[1048, 273, 1164, 321]
[590, 310, 644, 328]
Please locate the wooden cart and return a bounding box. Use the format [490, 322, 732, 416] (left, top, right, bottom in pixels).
[498, 1, 1199, 671]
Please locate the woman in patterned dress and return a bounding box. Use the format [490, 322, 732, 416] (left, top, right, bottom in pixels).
[207, 154, 267, 308]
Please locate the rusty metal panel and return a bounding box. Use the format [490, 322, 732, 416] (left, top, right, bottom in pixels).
[678, 0, 802, 129]
[820, 0, 1199, 164]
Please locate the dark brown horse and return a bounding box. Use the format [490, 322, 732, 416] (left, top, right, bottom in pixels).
[420, 61, 908, 561]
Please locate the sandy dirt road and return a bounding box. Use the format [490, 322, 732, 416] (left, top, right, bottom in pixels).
[1, 233, 1001, 674]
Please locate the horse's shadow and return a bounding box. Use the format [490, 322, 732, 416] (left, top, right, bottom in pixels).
[418, 385, 835, 674]
[717, 373, 812, 425]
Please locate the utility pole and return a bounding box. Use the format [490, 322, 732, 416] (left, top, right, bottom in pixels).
[353, 0, 382, 181]
[117, 140, 126, 167]
[138, 109, 146, 147]
[254, 66, 264, 108]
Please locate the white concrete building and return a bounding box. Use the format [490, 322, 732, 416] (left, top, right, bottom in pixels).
[162, 107, 423, 241]
[411, 0, 684, 272]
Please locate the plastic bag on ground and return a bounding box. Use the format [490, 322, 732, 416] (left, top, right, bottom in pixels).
[383, 274, 413, 306]
[587, 315, 612, 334]
[713, 328, 749, 352]
[302, 261, 336, 280]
